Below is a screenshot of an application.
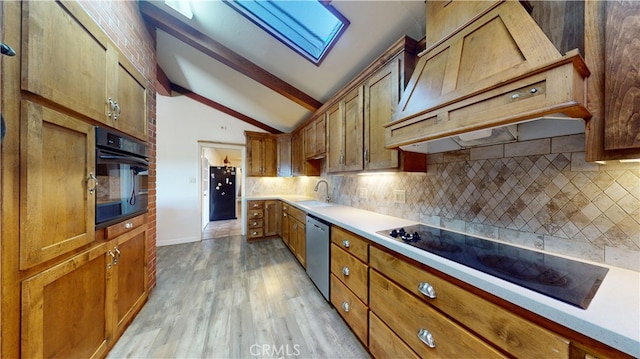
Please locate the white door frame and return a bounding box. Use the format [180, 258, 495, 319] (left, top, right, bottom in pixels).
[197, 141, 246, 239]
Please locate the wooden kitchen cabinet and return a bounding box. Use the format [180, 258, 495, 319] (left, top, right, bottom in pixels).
[20, 101, 96, 270]
[327, 88, 364, 173]
[330, 226, 370, 346]
[246, 131, 277, 177]
[276, 134, 292, 177]
[283, 204, 306, 267]
[22, 0, 147, 141]
[325, 36, 424, 174]
[21, 244, 110, 359]
[370, 270, 506, 358]
[246, 200, 279, 240]
[105, 218, 148, 340]
[369, 246, 570, 358]
[304, 117, 326, 159]
[110, 56, 148, 141]
[584, 0, 640, 161]
[280, 202, 290, 246]
[291, 130, 321, 176]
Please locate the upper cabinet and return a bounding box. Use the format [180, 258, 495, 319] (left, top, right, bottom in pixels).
[22, 1, 148, 141]
[277, 134, 293, 177]
[325, 36, 424, 174]
[304, 117, 326, 159]
[246, 131, 277, 177]
[584, 0, 640, 161]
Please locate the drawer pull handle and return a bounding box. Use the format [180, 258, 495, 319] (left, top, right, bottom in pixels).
[342, 239, 350, 248]
[253, 221, 258, 226]
[253, 203, 259, 208]
[252, 231, 258, 235]
[342, 266, 350, 276]
[124, 222, 133, 229]
[341, 301, 350, 313]
[418, 282, 436, 299]
[417, 328, 435, 348]
[253, 213, 259, 217]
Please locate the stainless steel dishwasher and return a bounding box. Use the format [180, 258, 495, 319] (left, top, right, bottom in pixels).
[306, 215, 330, 301]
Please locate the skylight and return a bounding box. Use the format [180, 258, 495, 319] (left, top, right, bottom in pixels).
[224, 0, 349, 65]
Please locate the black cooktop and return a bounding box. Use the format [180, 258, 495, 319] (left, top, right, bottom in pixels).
[377, 225, 609, 309]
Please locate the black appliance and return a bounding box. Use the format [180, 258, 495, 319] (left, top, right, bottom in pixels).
[209, 166, 236, 221]
[95, 127, 149, 228]
[378, 225, 609, 309]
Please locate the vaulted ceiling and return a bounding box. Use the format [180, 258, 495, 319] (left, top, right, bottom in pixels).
[140, 0, 426, 134]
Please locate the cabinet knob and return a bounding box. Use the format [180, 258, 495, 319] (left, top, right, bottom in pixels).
[253, 213, 259, 217]
[342, 266, 350, 276]
[418, 282, 437, 299]
[252, 231, 258, 236]
[252, 221, 258, 226]
[342, 239, 350, 248]
[341, 301, 350, 313]
[253, 203, 259, 208]
[124, 222, 133, 229]
[417, 329, 436, 348]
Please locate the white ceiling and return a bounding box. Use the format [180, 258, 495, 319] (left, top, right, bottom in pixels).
[146, 0, 426, 133]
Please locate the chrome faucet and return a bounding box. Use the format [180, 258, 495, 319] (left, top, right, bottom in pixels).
[314, 179, 331, 203]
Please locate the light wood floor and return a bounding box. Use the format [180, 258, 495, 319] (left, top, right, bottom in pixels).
[107, 236, 370, 358]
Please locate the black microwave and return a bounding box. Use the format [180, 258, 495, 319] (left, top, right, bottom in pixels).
[95, 127, 149, 228]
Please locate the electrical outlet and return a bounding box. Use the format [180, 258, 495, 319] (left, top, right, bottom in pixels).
[394, 189, 405, 204]
[359, 188, 368, 199]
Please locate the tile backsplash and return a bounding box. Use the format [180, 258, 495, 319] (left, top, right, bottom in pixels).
[246, 135, 640, 272]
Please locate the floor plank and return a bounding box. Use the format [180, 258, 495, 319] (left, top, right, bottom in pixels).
[107, 236, 370, 358]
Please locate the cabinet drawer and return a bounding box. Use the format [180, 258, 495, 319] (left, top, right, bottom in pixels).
[370, 270, 505, 358]
[286, 205, 306, 223]
[105, 214, 147, 240]
[331, 226, 368, 262]
[248, 219, 263, 229]
[370, 246, 570, 358]
[369, 312, 419, 359]
[330, 274, 368, 346]
[247, 228, 264, 239]
[247, 200, 264, 210]
[331, 244, 368, 304]
[248, 209, 264, 219]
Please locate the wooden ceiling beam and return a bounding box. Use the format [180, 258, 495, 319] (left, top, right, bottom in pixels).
[156, 65, 172, 96]
[139, 1, 322, 112]
[170, 83, 282, 134]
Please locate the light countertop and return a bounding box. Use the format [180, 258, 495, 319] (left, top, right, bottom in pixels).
[245, 195, 640, 357]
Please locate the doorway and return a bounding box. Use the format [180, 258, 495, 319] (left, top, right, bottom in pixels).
[198, 142, 245, 240]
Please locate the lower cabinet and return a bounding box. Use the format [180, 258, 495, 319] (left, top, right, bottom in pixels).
[280, 202, 306, 267]
[247, 200, 280, 240]
[330, 226, 369, 347]
[20, 215, 148, 358]
[21, 244, 110, 359]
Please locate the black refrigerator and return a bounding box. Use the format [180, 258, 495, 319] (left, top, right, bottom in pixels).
[209, 166, 236, 221]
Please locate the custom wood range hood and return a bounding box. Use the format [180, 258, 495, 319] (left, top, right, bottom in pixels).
[385, 0, 591, 153]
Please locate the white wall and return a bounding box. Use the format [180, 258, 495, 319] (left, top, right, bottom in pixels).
[156, 93, 264, 246]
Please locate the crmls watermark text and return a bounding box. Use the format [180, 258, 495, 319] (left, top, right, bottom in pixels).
[250, 344, 301, 357]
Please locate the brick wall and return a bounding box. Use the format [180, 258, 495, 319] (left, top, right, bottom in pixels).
[80, 1, 158, 289]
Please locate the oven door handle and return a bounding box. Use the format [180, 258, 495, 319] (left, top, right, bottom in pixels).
[98, 151, 149, 167]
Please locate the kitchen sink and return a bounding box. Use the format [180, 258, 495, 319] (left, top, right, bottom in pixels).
[295, 200, 333, 208]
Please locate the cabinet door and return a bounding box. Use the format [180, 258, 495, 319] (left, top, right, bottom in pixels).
[365, 59, 400, 170]
[246, 134, 264, 176]
[111, 225, 148, 336]
[297, 220, 306, 267]
[304, 123, 315, 158]
[113, 57, 148, 141]
[604, 0, 640, 151]
[263, 135, 277, 176]
[22, 1, 110, 123]
[326, 103, 344, 173]
[314, 117, 326, 156]
[22, 244, 109, 359]
[281, 208, 290, 245]
[20, 101, 96, 269]
[264, 200, 280, 237]
[277, 134, 292, 177]
[343, 87, 364, 172]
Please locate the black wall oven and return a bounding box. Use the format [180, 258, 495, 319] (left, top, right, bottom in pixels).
[95, 127, 149, 228]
